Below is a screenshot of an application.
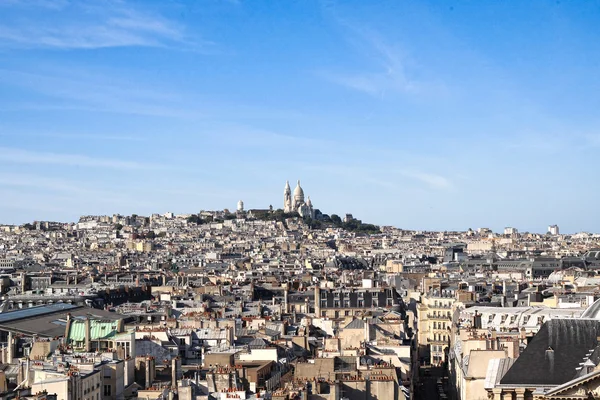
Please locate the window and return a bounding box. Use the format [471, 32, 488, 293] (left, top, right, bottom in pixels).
[103, 385, 111, 397]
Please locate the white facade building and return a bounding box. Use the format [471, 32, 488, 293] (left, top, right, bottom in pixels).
[283, 180, 314, 218]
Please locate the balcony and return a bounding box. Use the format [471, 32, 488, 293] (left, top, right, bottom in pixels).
[430, 304, 452, 309]
[427, 338, 447, 344]
[427, 314, 451, 320]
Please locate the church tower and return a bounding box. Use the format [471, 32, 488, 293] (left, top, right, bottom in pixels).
[284, 181, 292, 213]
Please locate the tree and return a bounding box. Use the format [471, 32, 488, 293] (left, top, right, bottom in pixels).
[186, 215, 204, 225]
[114, 224, 123, 231]
[330, 214, 342, 225]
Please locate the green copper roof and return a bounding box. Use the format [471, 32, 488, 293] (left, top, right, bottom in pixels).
[67, 319, 118, 342]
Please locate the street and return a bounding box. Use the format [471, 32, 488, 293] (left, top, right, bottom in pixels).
[414, 366, 446, 400]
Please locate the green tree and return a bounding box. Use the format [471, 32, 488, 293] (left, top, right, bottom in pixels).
[186, 215, 204, 225]
[330, 214, 342, 225]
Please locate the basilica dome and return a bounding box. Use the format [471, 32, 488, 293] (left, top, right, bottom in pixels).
[294, 180, 304, 200]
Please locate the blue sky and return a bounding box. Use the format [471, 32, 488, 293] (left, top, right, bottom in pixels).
[0, 0, 599, 233]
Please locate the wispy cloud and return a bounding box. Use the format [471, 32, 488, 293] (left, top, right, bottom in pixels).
[399, 169, 453, 190]
[211, 125, 339, 149]
[0, 173, 128, 200]
[0, 0, 69, 9]
[0, 68, 200, 118]
[316, 14, 446, 98]
[0, 147, 161, 170]
[318, 29, 419, 97]
[0, 1, 202, 50]
[0, 132, 146, 142]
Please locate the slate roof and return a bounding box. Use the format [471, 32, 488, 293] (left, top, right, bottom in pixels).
[248, 338, 268, 348]
[484, 358, 516, 389]
[501, 319, 600, 386]
[344, 319, 365, 329]
[136, 339, 174, 361]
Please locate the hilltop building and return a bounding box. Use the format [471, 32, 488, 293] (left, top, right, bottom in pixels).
[283, 180, 315, 218]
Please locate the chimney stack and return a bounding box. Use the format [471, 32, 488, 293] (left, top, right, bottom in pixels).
[172, 357, 179, 388]
[84, 318, 91, 352]
[145, 356, 152, 389]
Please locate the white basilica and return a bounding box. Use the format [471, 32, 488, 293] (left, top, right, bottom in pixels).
[284, 180, 315, 219]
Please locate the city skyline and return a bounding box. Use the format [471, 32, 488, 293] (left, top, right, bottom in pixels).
[1, 1, 600, 233]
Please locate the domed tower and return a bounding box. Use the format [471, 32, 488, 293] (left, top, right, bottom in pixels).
[284, 181, 292, 213]
[293, 180, 304, 210]
[237, 200, 244, 212]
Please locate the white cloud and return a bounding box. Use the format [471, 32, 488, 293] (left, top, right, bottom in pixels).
[316, 16, 448, 99]
[0, 132, 145, 142]
[0, 1, 197, 50]
[0, 146, 160, 170]
[0, 68, 199, 118]
[399, 170, 453, 190]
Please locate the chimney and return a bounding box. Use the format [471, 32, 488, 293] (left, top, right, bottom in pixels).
[473, 311, 482, 329]
[84, 318, 91, 352]
[65, 313, 73, 341]
[172, 357, 178, 388]
[145, 357, 152, 389]
[7, 332, 13, 363]
[546, 346, 555, 374]
[20, 273, 26, 293]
